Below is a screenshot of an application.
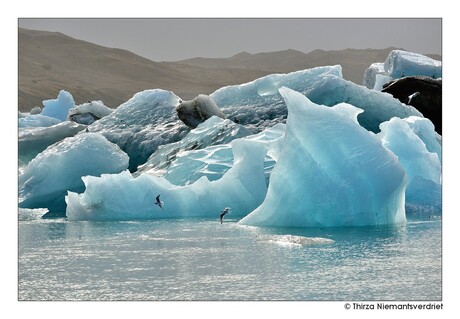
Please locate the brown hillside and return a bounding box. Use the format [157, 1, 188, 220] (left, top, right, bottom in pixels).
[19, 28, 442, 112]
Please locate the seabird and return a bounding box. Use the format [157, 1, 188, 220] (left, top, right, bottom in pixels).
[155, 194, 164, 210]
[219, 207, 230, 224]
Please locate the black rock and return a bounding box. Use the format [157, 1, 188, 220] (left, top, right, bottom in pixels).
[382, 76, 442, 134]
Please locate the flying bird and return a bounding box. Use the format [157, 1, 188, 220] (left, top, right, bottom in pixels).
[155, 194, 164, 210]
[219, 207, 231, 224]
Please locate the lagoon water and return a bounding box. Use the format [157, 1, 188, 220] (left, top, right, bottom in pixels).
[18, 211, 441, 301]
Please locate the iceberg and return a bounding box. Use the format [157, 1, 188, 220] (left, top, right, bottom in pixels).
[384, 50, 442, 79]
[160, 122, 285, 186]
[379, 116, 441, 215]
[363, 50, 442, 90]
[211, 66, 342, 132]
[67, 100, 113, 125]
[66, 139, 268, 221]
[136, 116, 252, 178]
[19, 133, 129, 214]
[362, 63, 390, 90]
[211, 65, 421, 133]
[19, 121, 86, 164]
[40, 90, 76, 121]
[85, 89, 189, 171]
[18, 114, 62, 128]
[239, 87, 407, 228]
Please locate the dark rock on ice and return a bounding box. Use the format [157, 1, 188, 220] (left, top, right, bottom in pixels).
[382, 76, 442, 134]
[67, 100, 113, 125]
[68, 112, 99, 125]
[176, 94, 226, 128]
[30, 106, 42, 115]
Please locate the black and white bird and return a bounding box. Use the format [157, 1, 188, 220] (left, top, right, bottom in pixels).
[219, 207, 231, 224]
[155, 194, 164, 210]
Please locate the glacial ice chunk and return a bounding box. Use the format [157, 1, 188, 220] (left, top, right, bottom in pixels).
[19, 133, 129, 213]
[384, 50, 442, 79]
[363, 50, 442, 90]
[41, 90, 76, 121]
[136, 116, 252, 177]
[19, 114, 62, 128]
[211, 65, 421, 133]
[211, 65, 342, 132]
[66, 139, 268, 221]
[85, 89, 188, 171]
[379, 116, 441, 215]
[19, 121, 87, 164]
[362, 63, 391, 90]
[239, 87, 407, 228]
[161, 122, 286, 186]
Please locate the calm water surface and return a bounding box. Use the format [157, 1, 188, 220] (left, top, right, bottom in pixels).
[18, 212, 442, 301]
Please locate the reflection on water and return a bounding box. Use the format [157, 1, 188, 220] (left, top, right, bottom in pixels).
[18, 215, 441, 301]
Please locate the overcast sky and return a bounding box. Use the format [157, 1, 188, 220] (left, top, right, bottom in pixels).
[18, 18, 442, 62]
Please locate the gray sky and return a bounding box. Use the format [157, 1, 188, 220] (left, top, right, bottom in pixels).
[18, 18, 442, 62]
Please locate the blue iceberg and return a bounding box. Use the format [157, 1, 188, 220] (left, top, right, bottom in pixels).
[239, 87, 408, 228]
[19, 121, 86, 165]
[85, 89, 188, 171]
[384, 50, 442, 79]
[19, 133, 129, 213]
[379, 116, 442, 216]
[161, 122, 285, 186]
[363, 50, 442, 90]
[19, 114, 62, 128]
[211, 65, 422, 133]
[136, 116, 252, 178]
[41, 90, 76, 121]
[66, 139, 268, 221]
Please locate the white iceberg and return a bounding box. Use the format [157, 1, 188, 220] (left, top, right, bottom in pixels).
[19, 133, 129, 213]
[239, 87, 408, 228]
[66, 139, 268, 221]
